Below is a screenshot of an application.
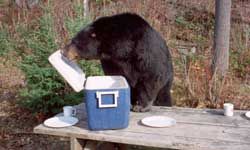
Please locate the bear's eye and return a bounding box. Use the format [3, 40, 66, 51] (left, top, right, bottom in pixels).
[91, 33, 96, 38]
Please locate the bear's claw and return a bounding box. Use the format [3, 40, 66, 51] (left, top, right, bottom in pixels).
[131, 105, 152, 112]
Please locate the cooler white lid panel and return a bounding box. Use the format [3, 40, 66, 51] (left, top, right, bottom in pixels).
[85, 76, 129, 90]
[48, 50, 86, 92]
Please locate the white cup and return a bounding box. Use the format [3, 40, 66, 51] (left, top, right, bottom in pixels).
[63, 106, 76, 117]
[223, 103, 234, 116]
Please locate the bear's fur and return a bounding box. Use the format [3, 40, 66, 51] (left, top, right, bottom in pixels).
[62, 13, 173, 112]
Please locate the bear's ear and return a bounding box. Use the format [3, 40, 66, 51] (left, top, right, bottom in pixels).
[91, 33, 96, 38]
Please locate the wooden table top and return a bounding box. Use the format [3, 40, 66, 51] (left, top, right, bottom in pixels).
[34, 103, 250, 150]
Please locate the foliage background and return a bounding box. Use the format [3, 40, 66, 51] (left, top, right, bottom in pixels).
[0, 0, 249, 115]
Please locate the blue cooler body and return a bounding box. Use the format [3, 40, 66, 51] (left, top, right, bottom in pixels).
[84, 76, 130, 130]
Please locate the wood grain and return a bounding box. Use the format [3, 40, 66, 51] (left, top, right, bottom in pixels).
[34, 103, 250, 150]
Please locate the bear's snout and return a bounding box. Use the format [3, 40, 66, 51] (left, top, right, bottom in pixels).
[61, 44, 80, 62]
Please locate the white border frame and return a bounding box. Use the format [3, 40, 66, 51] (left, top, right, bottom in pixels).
[96, 91, 119, 108]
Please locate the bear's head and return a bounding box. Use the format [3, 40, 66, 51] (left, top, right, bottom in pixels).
[61, 13, 147, 61]
[61, 25, 101, 61]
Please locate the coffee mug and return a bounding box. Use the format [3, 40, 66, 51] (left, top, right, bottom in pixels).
[63, 106, 76, 117]
[223, 103, 234, 116]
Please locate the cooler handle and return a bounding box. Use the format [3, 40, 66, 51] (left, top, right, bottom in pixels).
[96, 91, 119, 108]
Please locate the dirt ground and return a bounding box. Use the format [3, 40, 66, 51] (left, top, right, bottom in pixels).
[0, 96, 70, 150]
[0, 55, 69, 149]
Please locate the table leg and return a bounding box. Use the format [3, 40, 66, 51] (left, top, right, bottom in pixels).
[70, 137, 85, 150]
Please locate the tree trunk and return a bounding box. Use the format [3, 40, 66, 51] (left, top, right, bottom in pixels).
[212, 0, 232, 76]
[83, 0, 89, 18]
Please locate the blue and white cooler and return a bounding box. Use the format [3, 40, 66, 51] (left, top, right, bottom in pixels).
[84, 76, 130, 130]
[48, 50, 130, 131]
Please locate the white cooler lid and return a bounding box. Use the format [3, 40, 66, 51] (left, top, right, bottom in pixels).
[48, 50, 86, 92]
[85, 76, 129, 90]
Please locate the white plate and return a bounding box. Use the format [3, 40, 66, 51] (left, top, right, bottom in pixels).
[48, 50, 86, 92]
[44, 116, 79, 128]
[245, 111, 250, 119]
[141, 116, 176, 128]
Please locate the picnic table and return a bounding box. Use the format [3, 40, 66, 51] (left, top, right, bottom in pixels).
[34, 103, 250, 150]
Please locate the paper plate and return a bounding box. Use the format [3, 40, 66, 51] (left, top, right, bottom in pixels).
[48, 50, 86, 92]
[44, 116, 79, 128]
[245, 111, 250, 119]
[141, 116, 176, 128]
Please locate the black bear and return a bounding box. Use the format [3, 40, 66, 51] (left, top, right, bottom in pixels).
[61, 13, 173, 112]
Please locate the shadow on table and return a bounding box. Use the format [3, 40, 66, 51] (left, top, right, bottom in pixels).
[205, 110, 224, 116]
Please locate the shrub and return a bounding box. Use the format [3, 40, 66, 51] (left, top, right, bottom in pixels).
[19, 2, 103, 115]
[19, 9, 71, 114]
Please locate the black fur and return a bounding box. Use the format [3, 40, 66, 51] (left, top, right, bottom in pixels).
[63, 13, 174, 112]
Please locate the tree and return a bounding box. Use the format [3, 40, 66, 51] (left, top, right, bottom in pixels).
[209, 0, 232, 104]
[83, 0, 89, 18]
[212, 0, 232, 76]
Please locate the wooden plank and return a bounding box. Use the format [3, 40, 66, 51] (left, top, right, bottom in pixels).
[34, 103, 250, 150]
[34, 123, 250, 150]
[131, 108, 250, 128]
